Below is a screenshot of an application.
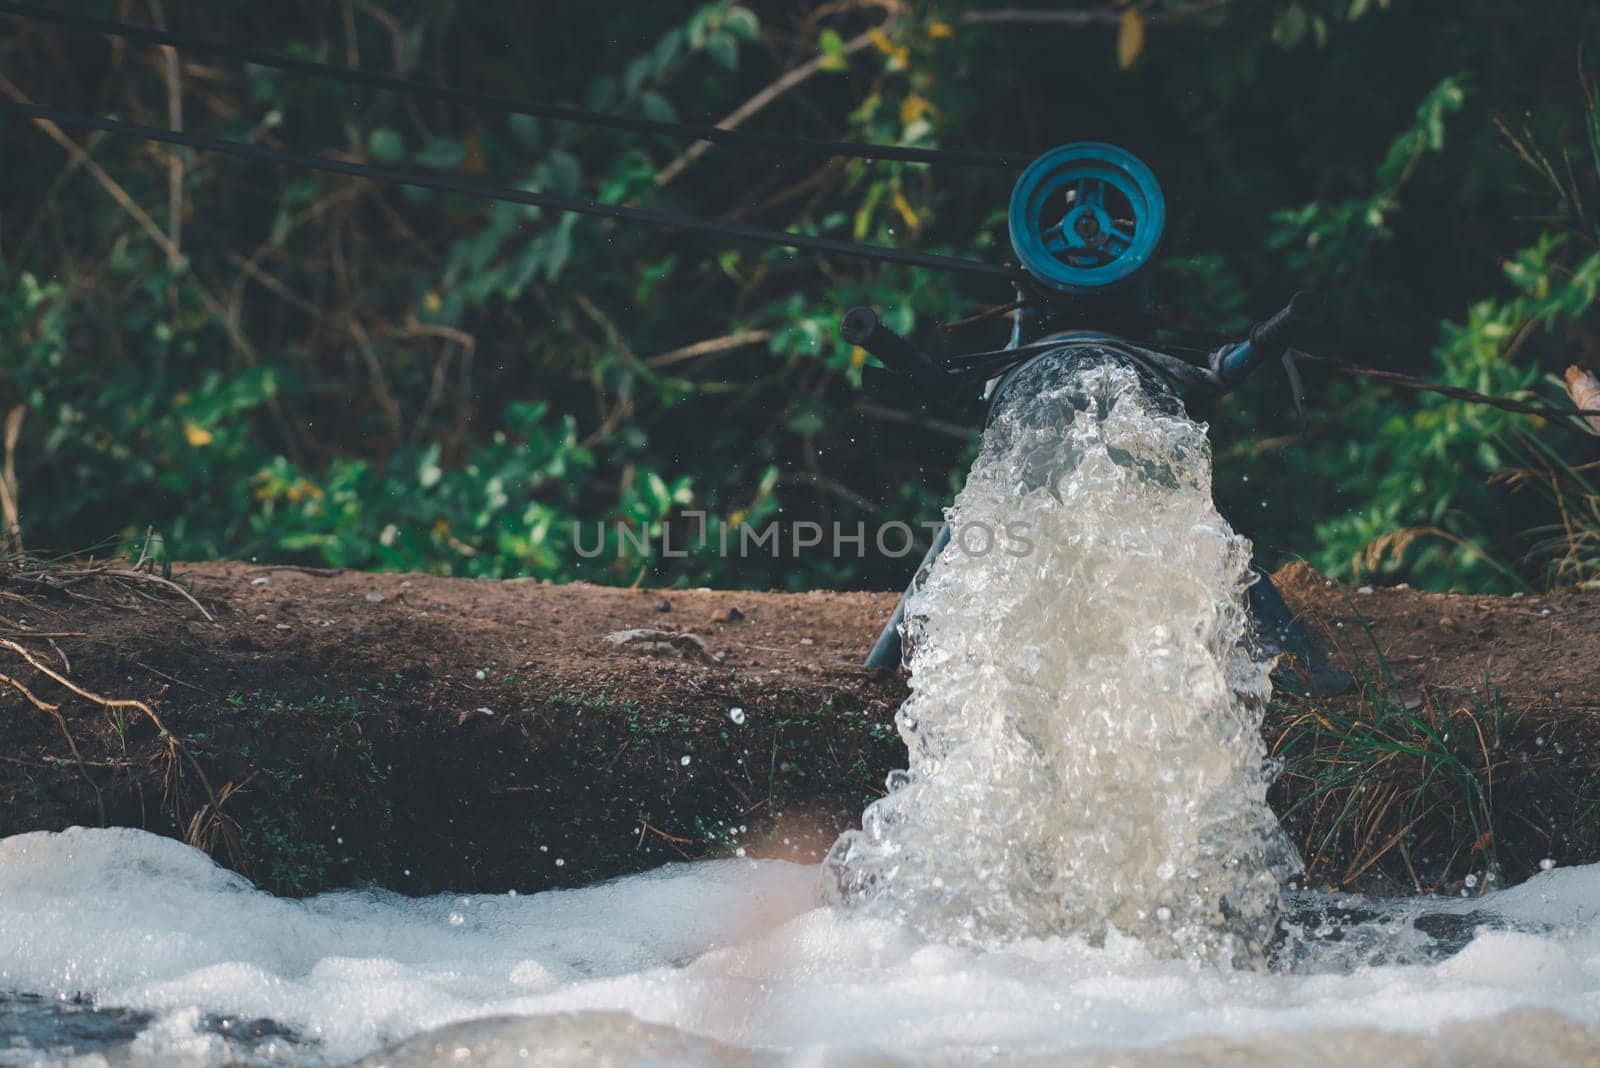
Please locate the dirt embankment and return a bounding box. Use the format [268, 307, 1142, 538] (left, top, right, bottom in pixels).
[1, 561, 1596, 896]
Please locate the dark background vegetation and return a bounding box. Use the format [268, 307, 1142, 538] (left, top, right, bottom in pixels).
[2, 0, 1598, 592]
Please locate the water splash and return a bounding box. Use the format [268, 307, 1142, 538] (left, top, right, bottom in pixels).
[824, 354, 1299, 963]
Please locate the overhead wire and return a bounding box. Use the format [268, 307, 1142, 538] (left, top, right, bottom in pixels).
[0, 1, 1026, 168]
[0, 99, 1022, 281]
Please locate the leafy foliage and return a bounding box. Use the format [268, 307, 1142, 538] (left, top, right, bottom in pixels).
[1, 0, 1597, 591]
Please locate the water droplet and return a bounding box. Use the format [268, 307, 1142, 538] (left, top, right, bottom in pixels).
[447, 912, 465, 926]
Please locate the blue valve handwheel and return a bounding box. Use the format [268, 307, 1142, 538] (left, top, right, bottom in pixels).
[1007, 143, 1165, 294]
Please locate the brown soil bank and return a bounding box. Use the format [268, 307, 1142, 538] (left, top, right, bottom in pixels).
[1, 561, 1596, 898]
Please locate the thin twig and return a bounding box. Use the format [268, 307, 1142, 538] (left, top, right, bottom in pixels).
[1296, 350, 1600, 421]
[102, 568, 214, 621]
[644, 330, 774, 369]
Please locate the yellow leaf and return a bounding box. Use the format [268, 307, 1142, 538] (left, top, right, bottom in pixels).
[891, 186, 921, 230]
[868, 27, 894, 54]
[285, 478, 325, 503]
[424, 291, 442, 312]
[890, 44, 909, 71]
[183, 421, 213, 447]
[928, 20, 953, 38]
[1117, 8, 1145, 70]
[850, 345, 867, 369]
[461, 132, 487, 175]
[899, 92, 939, 126]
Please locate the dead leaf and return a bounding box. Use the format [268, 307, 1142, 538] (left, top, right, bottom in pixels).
[1564, 365, 1600, 435]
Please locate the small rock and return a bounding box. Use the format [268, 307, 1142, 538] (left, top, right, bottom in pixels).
[1438, 616, 1457, 630]
[254, 613, 269, 623]
[310, 618, 335, 627]
[275, 623, 291, 631]
[365, 592, 386, 603]
[250, 576, 271, 587]
[712, 650, 729, 663]
[799, 637, 814, 646]
[655, 599, 672, 613]
[711, 606, 745, 624]
[1357, 585, 1374, 595]
[605, 628, 716, 664]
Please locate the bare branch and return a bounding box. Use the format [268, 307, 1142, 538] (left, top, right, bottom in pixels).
[644, 330, 775, 369]
[654, 29, 878, 189]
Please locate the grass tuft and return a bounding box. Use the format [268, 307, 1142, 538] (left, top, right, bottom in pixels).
[1269, 607, 1598, 894]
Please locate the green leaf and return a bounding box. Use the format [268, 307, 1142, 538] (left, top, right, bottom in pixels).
[818, 28, 847, 72]
[367, 127, 404, 163]
[639, 91, 677, 123]
[706, 31, 738, 71]
[623, 55, 653, 96]
[413, 138, 466, 171]
[724, 6, 759, 39]
[507, 114, 542, 152]
[652, 29, 683, 74]
[546, 150, 582, 196]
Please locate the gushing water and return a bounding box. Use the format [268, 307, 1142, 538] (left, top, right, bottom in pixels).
[825, 354, 1298, 962]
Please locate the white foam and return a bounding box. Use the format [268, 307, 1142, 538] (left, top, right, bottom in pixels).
[2, 828, 1599, 1065]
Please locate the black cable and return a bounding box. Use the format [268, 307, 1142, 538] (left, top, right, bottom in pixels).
[0, 99, 1021, 280]
[0, 1, 1027, 169]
